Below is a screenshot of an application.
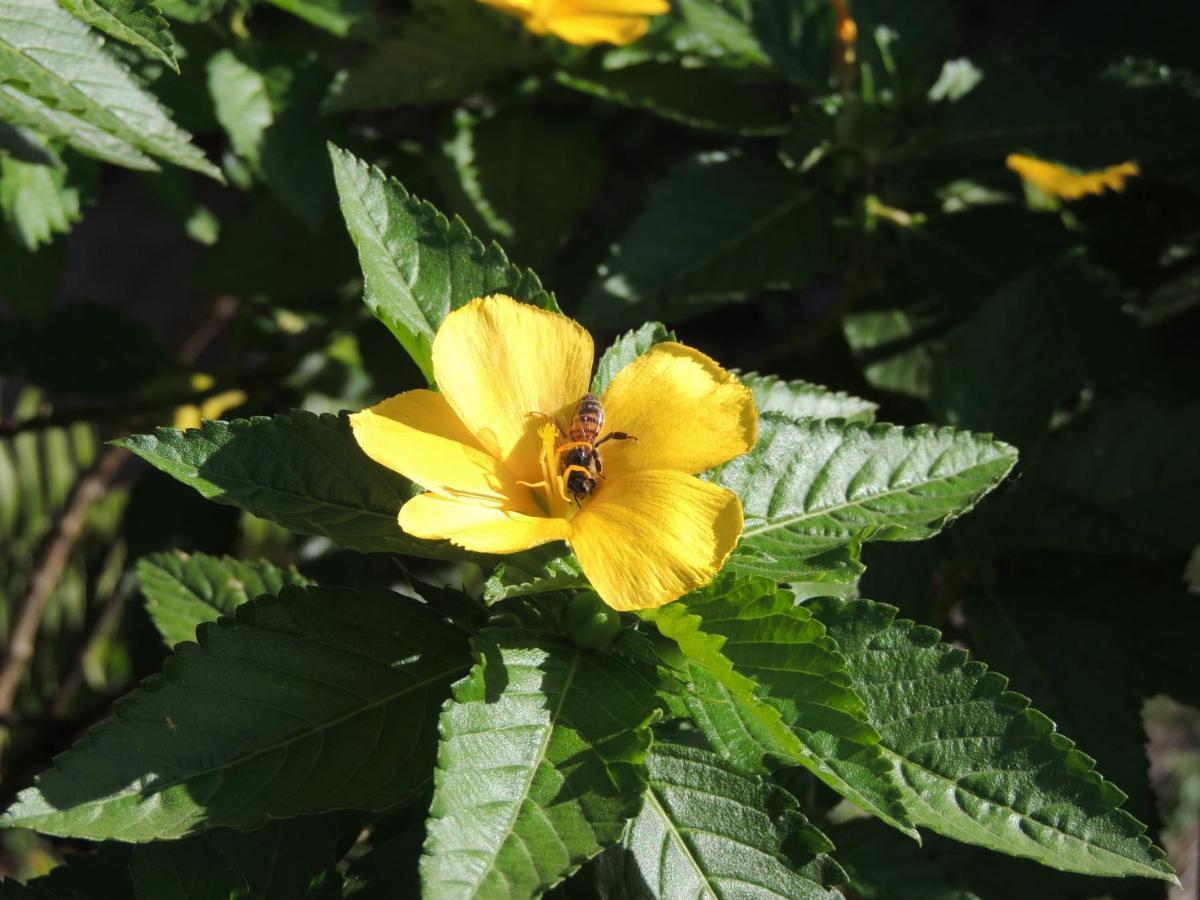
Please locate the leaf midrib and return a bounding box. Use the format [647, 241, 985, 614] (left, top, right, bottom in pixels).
[880, 741, 1169, 879]
[739, 450, 1011, 539]
[469, 649, 582, 895]
[644, 786, 716, 898]
[8, 662, 468, 824]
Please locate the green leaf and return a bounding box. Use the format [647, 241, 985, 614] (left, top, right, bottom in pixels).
[113, 410, 468, 560]
[329, 143, 556, 383]
[0, 156, 81, 250]
[482, 543, 586, 605]
[136, 550, 310, 646]
[973, 402, 1200, 557]
[323, 0, 536, 111]
[829, 819, 983, 900]
[0, 84, 155, 171]
[644, 576, 917, 838]
[740, 372, 877, 423]
[56, 0, 178, 72]
[447, 106, 606, 268]
[594, 742, 845, 899]
[712, 414, 1017, 579]
[809, 596, 1176, 881]
[262, 0, 371, 36]
[930, 263, 1163, 445]
[842, 308, 937, 400]
[590, 322, 677, 395]
[0, 0, 219, 177]
[208, 49, 332, 229]
[1, 584, 471, 840]
[421, 627, 656, 899]
[555, 63, 791, 136]
[965, 591, 1155, 825]
[580, 151, 831, 329]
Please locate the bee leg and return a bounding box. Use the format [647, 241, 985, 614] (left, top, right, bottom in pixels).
[594, 431, 637, 448]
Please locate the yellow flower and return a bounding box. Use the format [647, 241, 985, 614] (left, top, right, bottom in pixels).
[1006, 153, 1140, 201]
[173, 374, 247, 431]
[479, 0, 669, 46]
[350, 294, 756, 611]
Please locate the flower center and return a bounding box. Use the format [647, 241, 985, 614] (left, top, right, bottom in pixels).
[517, 423, 594, 519]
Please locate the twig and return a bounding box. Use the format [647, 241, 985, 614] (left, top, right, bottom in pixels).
[0, 447, 130, 715]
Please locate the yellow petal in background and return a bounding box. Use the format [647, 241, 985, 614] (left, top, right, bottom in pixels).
[399, 492, 568, 553]
[569, 469, 742, 611]
[485, 0, 668, 45]
[600, 342, 757, 480]
[349, 390, 510, 499]
[432, 295, 593, 469]
[1006, 153, 1140, 201]
[173, 374, 246, 431]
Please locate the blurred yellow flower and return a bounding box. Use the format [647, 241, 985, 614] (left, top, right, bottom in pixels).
[173, 374, 247, 431]
[479, 0, 669, 45]
[350, 294, 756, 611]
[1006, 153, 1140, 201]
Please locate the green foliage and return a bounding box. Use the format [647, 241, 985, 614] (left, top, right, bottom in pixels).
[809, 597, 1175, 882]
[712, 414, 1017, 579]
[1, 584, 469, 840]
[593, 742, 846, 898]
[113, 411, 464, 559]
[740, 372, 877, 423]
[330, 144, 556, 382]
[0, 0, 218, 177]
[2, 0, 1196, 893]
[136, 550, 310, 646]
[643, 576, 915, 837]
[55, 0, 178, 72]
[421, 628, 656, 898]
[447, 107, 607, 268]
[580, 151, 832, 328]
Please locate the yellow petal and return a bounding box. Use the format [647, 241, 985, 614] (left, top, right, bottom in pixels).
[399, 492, 569, 554]
[541, 13, 650, 44]
[599, 342, 757, 480]
[432, 295, 593, 473]
[350, 390, 511, 501]
[569, 470, 742, 611]
[1006, 154, 1140, 200]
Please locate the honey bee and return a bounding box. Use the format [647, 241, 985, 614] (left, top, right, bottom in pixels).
[548, 394, 635, 503]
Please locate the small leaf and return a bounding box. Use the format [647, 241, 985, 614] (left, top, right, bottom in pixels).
[114, 410, 468, 560]
[590, 321, 676, 395]
[594, 742, 845, 899]
[482, 544, 586, 605]
[809, 596, 1177, 881]
[0, 0, 219, 177]
[329, 144, 556, 382]
[580, 151, 832, 329]
[556, 63, 791, 135]
[740, 372, 877, 423]
[1, 584, 471, 840]
[261, 0, 372, 36]
[447, 106, 607, 267]
[421, 627, 656, 899]
[207, 49, 332, 229]
[0, 156, 81, 250]
[974, 402, 1200, 557]
[56, 0, 178, 72]
[712, 414, 1017, 579]
[644, 575, 916, 838]
[136, 550, 310, 646]
[323, 0, 536, 111]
